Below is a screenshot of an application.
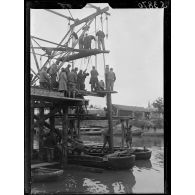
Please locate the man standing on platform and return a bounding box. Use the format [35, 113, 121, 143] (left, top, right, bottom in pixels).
[90, 66, 99, 92]
[65, 64, 71, 76]
[107, 68, 116, 91]
[79, 33, 85, 49]
[68, 69, 77, 97]
[39, 67, 50, 89]
[80, 69, 89, 90]
[49, 60, 59, 89]
[83, 33, 96, 50]
[77, 70, 83, 90]
[96, 30, 105, 50]
[99, 80, 105, 91]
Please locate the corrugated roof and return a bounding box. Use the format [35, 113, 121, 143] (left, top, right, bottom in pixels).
[112, 104, 155, 112]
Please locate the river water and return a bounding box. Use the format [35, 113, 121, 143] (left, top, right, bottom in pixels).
[31, 136, 164, 194]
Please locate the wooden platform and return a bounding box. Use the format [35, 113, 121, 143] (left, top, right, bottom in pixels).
[31, 86, 116, 99]
[79, 90, 117, 97]
[59, 49, 109, 62]
[31, 87, 88, 106]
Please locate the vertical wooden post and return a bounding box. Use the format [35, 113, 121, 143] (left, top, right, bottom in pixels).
[121, 120, 125, 149]
[62, 106, 68, 168]
[77, 118, 80, 139]
[50, 107, 55, 132]
[31, 103, 34, 159]
[105, 65, 113, 152]
[95, 17, 97, 69]
[39, 107, 44, 159]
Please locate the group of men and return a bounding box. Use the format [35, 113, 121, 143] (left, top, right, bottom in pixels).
[39, 62, 90, 97]
[39, 62, 116, 95]
[71, 30, 105, 50]
[89, 65, 116, 92]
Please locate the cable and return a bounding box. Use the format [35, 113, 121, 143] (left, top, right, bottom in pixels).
[68, 9, 74, 20]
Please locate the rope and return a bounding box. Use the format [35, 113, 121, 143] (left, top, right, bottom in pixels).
[106, 15, 108, 39]
[32, 38, 42, 47]
[100, 14, 103, 32]
[85, 56, 91, 70]
[68, 9, 74, 20]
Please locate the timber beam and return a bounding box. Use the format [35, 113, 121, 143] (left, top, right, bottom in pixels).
[44, 9, 75, 21]
[87, 4, 110, 16]
[70, 6, 109, 28]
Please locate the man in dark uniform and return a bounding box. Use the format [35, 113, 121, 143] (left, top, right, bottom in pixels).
[65, 64, 71, 76]
[83, 34, 96, 50]
[49, 61, 59, 89]
[90, 66, 99, 91]
[39, 67, 50, 89]
[68, 69, 77, 97]
[96, 30, 105, 50]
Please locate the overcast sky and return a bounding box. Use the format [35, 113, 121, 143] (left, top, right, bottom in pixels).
[31, 3, 163, 108]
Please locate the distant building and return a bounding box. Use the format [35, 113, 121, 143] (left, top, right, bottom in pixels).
[112, 104, 158, 120]
[87, 108, 105, 116]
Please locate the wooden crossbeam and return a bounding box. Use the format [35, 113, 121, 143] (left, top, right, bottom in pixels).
[44, 9, 75, 21]
[70, 6, 109, 28]
[31, 46, 101, 53]
[31, 40, 40, 72]
[31, 28, 72, 84]
[87, 4, 110, 16]
[31, 68, 37, 76]
[31, 36, 68, 48]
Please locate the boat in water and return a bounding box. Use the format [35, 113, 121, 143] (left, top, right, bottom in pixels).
[84, 146, 152, 160]
[68, 152, 136, 170]
[31, 167, 64, 182]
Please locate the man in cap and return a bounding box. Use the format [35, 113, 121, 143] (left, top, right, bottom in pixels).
[83, 33, 96, 50]
[67, 69, 77, 97]
[90, 66, 99, 92]
[96, 30, 105, 50]
[107, 68, 116, 91]
[39, 67, 50, 89]
[49, 60, 59, 89]
[65, 64, 71, 77]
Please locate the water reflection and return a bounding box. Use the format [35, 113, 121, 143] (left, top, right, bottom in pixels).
[135, 160, 152, 170]
[31, 136, 164, 194]
[31, 169, 136, 194]
[82, 170, 136, 194]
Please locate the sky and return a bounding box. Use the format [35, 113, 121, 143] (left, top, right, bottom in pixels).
[31, 3, 163, 108]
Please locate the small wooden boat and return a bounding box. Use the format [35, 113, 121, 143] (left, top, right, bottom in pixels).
[130, 148, 152, 160]
[31, 167, 64, 182]
[68, 153, 135, 170]
[84, 146, 152, 160]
